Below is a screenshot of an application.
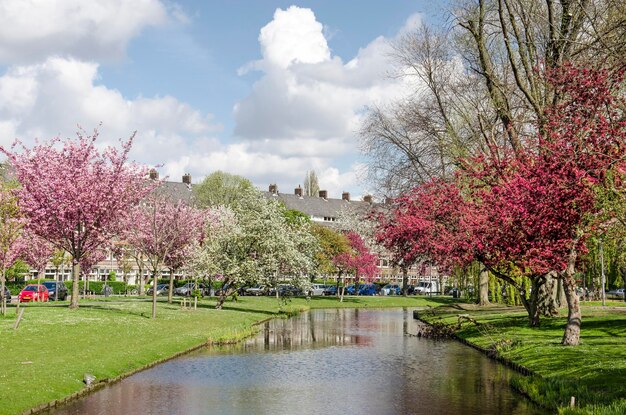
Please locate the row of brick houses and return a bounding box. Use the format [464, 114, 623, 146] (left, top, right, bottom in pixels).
[35, 175, 441, 288]
[263, 184, 441, 285]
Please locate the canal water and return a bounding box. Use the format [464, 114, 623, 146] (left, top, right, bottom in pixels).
[48, 308, 544, 415]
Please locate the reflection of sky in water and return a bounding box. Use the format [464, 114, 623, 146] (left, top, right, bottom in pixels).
[48, 309, 546, 415]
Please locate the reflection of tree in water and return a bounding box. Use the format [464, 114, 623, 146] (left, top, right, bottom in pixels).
[51, 309, 541, 415]
[243, 309, 372, 352]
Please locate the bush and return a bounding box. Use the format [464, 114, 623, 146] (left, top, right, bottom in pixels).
[5, 281, 25, 295]
[63, 280, 127, 295]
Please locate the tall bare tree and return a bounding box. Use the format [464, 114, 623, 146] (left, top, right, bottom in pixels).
[361, 0, 626, 197]
[303, 170, 320, 197]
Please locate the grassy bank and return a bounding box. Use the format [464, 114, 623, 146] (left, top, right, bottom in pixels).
[416, 301, 626, 414]
[0, 295, 446, 415]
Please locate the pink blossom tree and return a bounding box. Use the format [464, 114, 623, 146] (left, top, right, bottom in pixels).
[333, 232, 378, 301]
[123, 192, 205, 318]
[427, 65, 626, 343]
[473, 65, 626, 345]
[162, 208, 205, 304]
[0, 128, 154, 308]
[20, 230, 54, 287]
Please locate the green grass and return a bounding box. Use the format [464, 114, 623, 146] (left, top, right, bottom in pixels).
[416, 302, 626, 414]
[0, 294, 445, 415]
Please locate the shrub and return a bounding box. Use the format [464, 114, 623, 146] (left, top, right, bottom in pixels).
[63, 280, 127, 295]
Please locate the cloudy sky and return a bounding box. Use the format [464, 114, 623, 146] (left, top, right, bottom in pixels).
[0, 0, 447, 198]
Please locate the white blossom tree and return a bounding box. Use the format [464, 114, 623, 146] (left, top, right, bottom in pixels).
[191, 190, 318, 309]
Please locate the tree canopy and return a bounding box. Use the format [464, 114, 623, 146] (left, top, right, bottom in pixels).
[0, 128, 154, 308]
[193, 171, 253, 208]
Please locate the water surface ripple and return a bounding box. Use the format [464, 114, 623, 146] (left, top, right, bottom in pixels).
[49, 308, 545, 415]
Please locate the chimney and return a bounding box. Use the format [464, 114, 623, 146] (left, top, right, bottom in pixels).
[363, 195, 373, 203]
[318, 190, 328, 199]
[342, 192, 350, 201]
[182, 173, 191, 185]
[295, 185, 303, 197]
[269, 184, 278, 194]
[149, 169, 159, 180]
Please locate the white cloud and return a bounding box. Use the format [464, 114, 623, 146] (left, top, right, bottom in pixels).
[0, 3, 423, 198]
[0, 56, 350, 196]
[259, 6, 331, 69]
[0, 57, 221, 172]
[0, 0, 168, 63]
[233, 6, 418, 193]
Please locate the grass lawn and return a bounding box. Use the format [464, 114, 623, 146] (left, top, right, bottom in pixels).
[416, 300, 626, 414]
[0, 294, 447, 415]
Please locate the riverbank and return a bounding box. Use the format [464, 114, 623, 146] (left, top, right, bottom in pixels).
[415, 301, 626, 415]
[0, 295, 450, 415]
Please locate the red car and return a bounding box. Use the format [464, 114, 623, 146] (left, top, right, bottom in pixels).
[18, 284, 49, 302]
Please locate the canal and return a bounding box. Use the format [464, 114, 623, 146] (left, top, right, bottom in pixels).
[48, 308, 544, 415]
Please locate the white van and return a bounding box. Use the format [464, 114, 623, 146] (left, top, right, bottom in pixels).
[414, 281, 439, 295]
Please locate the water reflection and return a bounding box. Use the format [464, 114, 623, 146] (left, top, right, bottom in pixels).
[48, 309, 545, 415]
[239, 309, 371, 352]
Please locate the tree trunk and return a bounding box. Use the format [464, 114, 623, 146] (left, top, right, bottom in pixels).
[622, 267, 626, 301]
[340, 275, 344, 303]
[528, 279, 541, 327]
[518, 277, 541, 327]
[216, 284, 235, 310]
[1, 266, 6, 316]
[151, 272, 158, 319]
[556, 276, 567, 307]
[138, 266, 145, 295]
[401, 267, 409, 297]
[561, 247, 581, 346]
[538, 272, 559, 317]
[167, 269, 175, 304]
[70, 262, 80, 309]
[478, 264, 490, 306]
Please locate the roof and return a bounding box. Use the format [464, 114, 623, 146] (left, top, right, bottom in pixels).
[158, 180, 195, 205]
[262, 191, 372, 219]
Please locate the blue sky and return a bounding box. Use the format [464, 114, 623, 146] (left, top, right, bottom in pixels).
[0, 0, 448, 198]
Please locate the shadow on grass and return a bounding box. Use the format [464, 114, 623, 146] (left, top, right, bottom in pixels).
[216, 304, 281, 316]
[73, 303, 154, 319]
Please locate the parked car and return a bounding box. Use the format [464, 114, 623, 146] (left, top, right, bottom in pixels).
[323, 285, 338, 296]
[275, 284, 303, 297]
[1, 286, 10, 303]
[42, 281, 68, 301]
[358, 283, 379, 296]
[380, 284, 401, 295]
[174, 283, 209, 297]
[308, 284, 327, 296]
[243, 285, 267, 296]
[345, 284, 357, 295]
[18, 284, 49, 302]
[146, 284, 168, 296]
[344, 283, 380, 295]
[447, 287, 461, 298]
[607, 288, 625, 299]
